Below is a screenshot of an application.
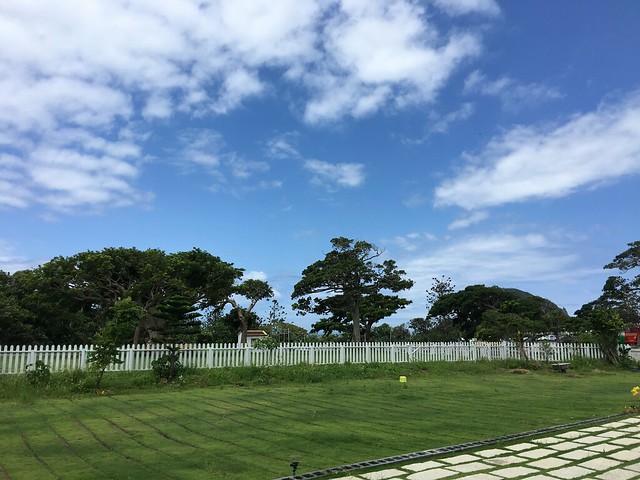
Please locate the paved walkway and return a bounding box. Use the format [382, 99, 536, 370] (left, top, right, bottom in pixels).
[333, 417, 640, 480]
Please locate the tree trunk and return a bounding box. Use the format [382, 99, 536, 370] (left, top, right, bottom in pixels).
[350, 301, 361, 342]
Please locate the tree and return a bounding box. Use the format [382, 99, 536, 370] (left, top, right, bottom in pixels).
[476, 300, 542, 361]
[199, 308, 253, 344]
[427, 285, 518, 339]
[428, 285, 567, 341]
[0, 271, 39, 345]
[360, 293, 411, 341]
[0, 247, 242, 345]
[427, 276, 455, 310]
[575, 305, 625, 364]
[598, 241, 640, 325]
[221, 279, 273, 344]
[266, 299, 287, 324]
[292, 237, 413, 342]
[88, 298, 143, 388]
[153, 294, 202, 343]
[411, 276, 457, 342]
[574, 241, 640, 360]
[370, 322, 411, 342]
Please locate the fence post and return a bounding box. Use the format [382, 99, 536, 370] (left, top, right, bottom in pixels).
[244, 345, 251, 366]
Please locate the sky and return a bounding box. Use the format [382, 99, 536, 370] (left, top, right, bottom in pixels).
[1, 0, 640, 330]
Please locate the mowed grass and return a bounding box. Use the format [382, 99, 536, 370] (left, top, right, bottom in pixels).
[0, 362, 638, 479]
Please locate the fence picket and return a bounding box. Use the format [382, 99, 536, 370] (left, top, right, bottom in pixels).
[0, 341, 604, 375]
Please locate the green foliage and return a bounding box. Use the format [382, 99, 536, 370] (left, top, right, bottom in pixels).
[24, 360, 51, 388]
[292, 237, 413, 342]
[429, 285, 568, 341]
[576, 306, 626, 364]
[369, 322, 411, 342]
[151, 344, 184, 382]
[251, 336, 279, 350]
[200, 308, 263, 344]
[87, 343, 122, 389]
[0, 247, 241, 346]
[88, 298, 144, 388]
[152, 294, 201, 343]
[223, 278, 273, 344]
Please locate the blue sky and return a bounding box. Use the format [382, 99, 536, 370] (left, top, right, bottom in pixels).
[1, 0, 639, 330]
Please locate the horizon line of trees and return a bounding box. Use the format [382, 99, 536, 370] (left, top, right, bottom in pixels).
[1, 239, 639, 365]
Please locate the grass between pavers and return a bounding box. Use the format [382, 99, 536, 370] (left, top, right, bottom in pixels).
[0, 360, 638, 479]
[324, 417, 640, 480]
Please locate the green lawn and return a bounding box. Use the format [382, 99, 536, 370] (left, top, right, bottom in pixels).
[0, 363, 638, 479]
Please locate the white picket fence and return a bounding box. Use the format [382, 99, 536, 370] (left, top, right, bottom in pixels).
[0, 341, 602, 375]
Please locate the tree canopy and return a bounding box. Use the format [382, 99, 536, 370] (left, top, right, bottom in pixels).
[292, 237, 413, 342]
[427, 285, 568, 341]
[0, 247, 241, 345]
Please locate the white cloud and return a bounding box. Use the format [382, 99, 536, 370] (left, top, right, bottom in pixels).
[396, 232, 599, 318]
[0, 241, 36, 273]
[448, 211, 489, 230]
[266, 133, 301, 159]
[244, 270, 268, 281]
[227, 154, 270, 180]
[431, 0, 500, 16]
[429, 102, 475, 134]
[176, 130, 274, 192]
[435, 90, 640, 209]
[384, 232, 437, 252]
[304, 159, 366, 188]
[143, 94, 173, 120]
[302, 0, 484, 123]
[0, 0, 495, 212]
[176, 130, 224, 169]
[403, 193, 428, 208]
[464, 70, 563, 112]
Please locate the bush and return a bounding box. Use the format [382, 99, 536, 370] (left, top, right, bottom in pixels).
[151, 345, 184, 382]
[25, 360, 51, 388]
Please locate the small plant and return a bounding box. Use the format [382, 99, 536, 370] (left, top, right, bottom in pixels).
[151, 344, 184, 382]
[252, 337, 279, 350]
[25, 360, 51, 388]
[539, 340, 554, 363]
[88, 343, 123, 389]
[627, 386, 640, 413]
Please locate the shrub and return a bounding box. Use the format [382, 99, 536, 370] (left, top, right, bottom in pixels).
[25, 360, 51, 388]
[151, 345, 184, 382]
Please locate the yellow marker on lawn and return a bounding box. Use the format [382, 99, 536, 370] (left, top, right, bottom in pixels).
[399, 375, 407, 388]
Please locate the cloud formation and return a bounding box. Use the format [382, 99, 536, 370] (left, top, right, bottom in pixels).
[304, 160, 366, 189]
[463, 70, 563, 112]
[435, 90, 640, 209]
[0, 0, 495, 212]
[396, 231, 599, 318]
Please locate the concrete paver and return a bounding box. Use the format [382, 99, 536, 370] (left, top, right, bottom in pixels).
[333, 418, 640, 480]
[527, 457, 571, 469]
[440, 455, 481, 465]
[406, 468, 457, 479]
[579, 457, 621, 470]
[546, 465, 594, 478]
[517, 448, 556, 459]
[446, 462, 491, 473]
[403, 461, 446, 472]
[490, 465, 538, 478]
[558, 449, 600, 461]
[595, 468, 640, 480]
[362, 468, 407, 479]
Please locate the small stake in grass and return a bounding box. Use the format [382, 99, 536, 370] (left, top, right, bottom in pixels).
[399, 375, 407, 388]
[290, 461, 299, 476]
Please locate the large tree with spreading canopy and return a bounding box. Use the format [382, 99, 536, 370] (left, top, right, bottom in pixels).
[291, 237, 413, 342]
